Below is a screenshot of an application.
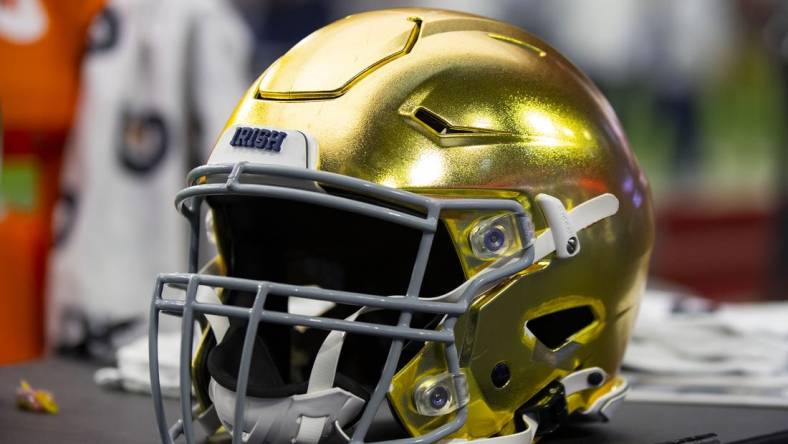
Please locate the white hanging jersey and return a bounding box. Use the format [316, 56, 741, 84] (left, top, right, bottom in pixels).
[46, 0, 252, 348]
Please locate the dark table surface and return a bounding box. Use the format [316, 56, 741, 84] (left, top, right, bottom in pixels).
[1, 357, 787, 444]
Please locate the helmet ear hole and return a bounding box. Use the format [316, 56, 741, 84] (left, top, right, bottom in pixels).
[525, 305, 596, 350]
[490, 362, 511, 388]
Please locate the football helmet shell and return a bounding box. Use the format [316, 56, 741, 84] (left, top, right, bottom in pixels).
[149, 8, 653, 444]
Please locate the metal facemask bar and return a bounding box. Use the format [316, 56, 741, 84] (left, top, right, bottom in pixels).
[149, 162, 536, 444]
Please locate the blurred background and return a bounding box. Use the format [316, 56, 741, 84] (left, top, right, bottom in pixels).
[1, 0, 787, 402]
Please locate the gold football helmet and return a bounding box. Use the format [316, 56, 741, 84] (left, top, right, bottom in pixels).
[149, 8, 653, 444]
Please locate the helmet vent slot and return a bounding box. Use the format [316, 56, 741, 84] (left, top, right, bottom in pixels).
[413, 107, 477, 135]
[526, 305, 595, 350]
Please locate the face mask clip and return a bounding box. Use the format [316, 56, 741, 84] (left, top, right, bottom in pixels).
[532, 193, 619, 262]
[535, 194, 580, 258]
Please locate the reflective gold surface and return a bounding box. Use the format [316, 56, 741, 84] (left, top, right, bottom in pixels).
[210, 8, 654, 440]
[258, 14, 421, 100]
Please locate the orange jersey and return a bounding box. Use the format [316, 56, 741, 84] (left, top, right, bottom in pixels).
[0, 0, 104, 363]
[0, 0, 104, 132]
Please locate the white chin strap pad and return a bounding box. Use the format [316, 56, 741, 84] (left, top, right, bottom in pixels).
[209, 379, 364, 443]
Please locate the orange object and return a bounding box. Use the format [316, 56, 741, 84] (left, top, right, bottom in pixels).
[0, 0, 104, 364]
[0, 0, 104, 131]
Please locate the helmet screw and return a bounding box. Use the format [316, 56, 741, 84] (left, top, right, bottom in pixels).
[587, 371, 604, 387]
[484, 226, 506, 252]
[491, 362, 511, 388]
[566, 237, 578, 254]
[427, 385, 450, 410]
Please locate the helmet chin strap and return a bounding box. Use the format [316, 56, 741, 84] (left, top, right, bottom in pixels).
[201, 193, 622, 443]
